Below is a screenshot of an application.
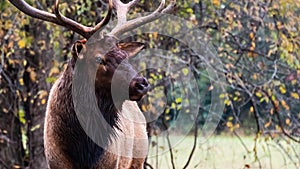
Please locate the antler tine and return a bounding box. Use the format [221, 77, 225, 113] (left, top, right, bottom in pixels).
[53, 0, 113, 38]
[93, 0, 113, 32]
[109, 0, 176, 38]
[112, 0, 140, 26]
[154, 0, 166, 13]
[162, 0, 176, 13]
[127, 0, 140, 8]
[9, 0, 112, 39]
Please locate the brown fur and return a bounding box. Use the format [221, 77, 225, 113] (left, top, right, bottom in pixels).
[44, 39, 148, 169]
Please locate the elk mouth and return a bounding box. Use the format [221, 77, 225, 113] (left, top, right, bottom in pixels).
[129, 77, 150, 101]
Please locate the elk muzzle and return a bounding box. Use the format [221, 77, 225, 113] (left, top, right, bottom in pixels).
[129, 76, 150, 101]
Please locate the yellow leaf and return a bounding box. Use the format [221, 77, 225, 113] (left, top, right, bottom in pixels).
[49, 67, 60, 77]
[165, 116, 170, 121]
[252, 73, 257, 80]
[141, 104, 148, 112]
[226, 121, 233, 128]
[264, 120, 272, 128]
[41, 99, 46, 105]
[224, 99, 231, 106]
[175, 97, 182, 103]
[182, 68, 189, 76]
[279, 85, 287, 94]
[250, 106, 254, 113]
[19, 78, 24, 86]
[171, 102, 176, 108]
[30, 124, 41, 132]
[291, 92, 299, 99]
[219, 93, 225, 99]
[281, 100, 290, 110]
[255, 91, 263, 98]
[30, 71, 37, 82]
[250, 42, 256, 50]
[18, 39, 26, 49]
[249, 32, 255, 40]
[286, 118, 291, 125]
[271, 95, 276, 101]
[149, 73, 156, 79]
[18, 109, 26, 124]
[270, 108, 274, 115]
[212, 0, 220, 7]
[260, 97, 265, 103]
[153, 32, 158, 40]
[38, 90, 48, 99]
[228, 78, 234, 84]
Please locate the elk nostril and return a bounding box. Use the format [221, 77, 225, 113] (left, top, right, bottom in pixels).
[134, 77, 149, 90]
[141, 77, 149, 86]
[135, 82, 145, 90]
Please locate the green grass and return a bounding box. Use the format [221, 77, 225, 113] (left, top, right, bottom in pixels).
[146, 134, 300, 169]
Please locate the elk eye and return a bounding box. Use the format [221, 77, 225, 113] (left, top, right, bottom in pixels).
[96, 57, 105, 65]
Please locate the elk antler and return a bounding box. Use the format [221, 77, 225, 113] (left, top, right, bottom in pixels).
[109, 0, 177, 38]
[9, 0, 176, 39]
[8, 0, 113, 39]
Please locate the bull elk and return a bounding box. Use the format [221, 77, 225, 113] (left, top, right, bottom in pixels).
[9, 0, 176, 168]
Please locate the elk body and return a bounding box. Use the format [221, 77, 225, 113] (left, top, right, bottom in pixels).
[44, 38, 149, 168]
[9, 0, 176, 168]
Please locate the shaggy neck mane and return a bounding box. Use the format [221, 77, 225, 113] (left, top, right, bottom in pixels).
[53, 61, 121, 168]
[95, 86, 120, 130]
[68, 57, 121, 130]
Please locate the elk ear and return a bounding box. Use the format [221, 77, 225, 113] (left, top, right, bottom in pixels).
[117, 42, 145, 58]
[71, 39, 87, 61]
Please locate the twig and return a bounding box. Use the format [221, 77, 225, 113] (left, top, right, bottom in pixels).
[253, 133, 262, 169]
[0, 134, 16, 144]
[162, 115, 176, 169]
[0, 159, 10, 169]
[144, 162, 154, 169]
[233, 130, 251, 153]
[250, 97, 262, 133]
[182, 110, 199, 169]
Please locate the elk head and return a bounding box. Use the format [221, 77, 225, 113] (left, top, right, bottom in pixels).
[71, 38, 149, 101]
[9, 0, 176, 101]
